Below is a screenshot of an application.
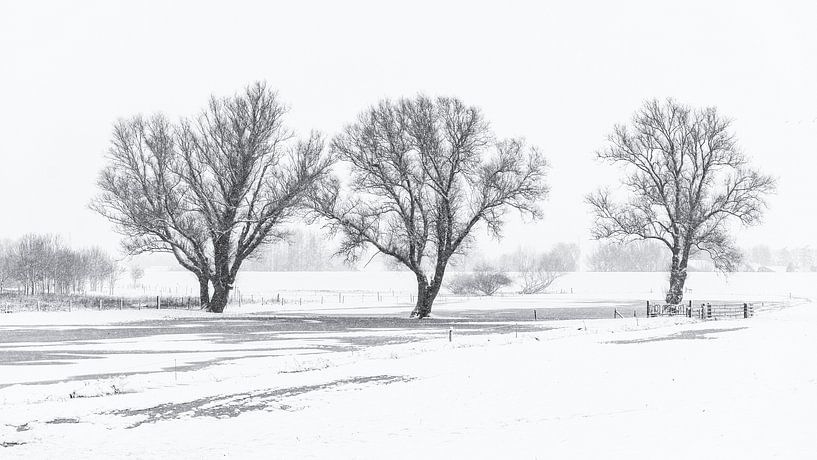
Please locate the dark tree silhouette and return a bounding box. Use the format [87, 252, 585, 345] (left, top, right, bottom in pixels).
[94, 82, 333, 312]
[310, 96, 548, 318]
[93, 115, 213, 307]
[588, 99, 775, 303]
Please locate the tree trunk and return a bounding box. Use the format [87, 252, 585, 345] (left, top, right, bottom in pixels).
[665, 248, 690, 304]
[198, 275, 211, 310]
[410, 274, 442, 319]
[208, 280, 230, 313]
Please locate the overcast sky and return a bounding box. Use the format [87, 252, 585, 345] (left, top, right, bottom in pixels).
[1, 0, 815, 259]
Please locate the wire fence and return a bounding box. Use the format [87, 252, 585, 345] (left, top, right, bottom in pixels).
[0, 292, 202, 313]
[0, 289, 448, 313]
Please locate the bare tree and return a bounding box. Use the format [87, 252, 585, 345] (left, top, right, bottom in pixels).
[310, 96, 548, 318]
[94, 82, 333, 312]
[0, 240, 12, 292]
[130, 265, 145, 287]
[588, 99, 775, 304]
[93, 115, 214, 306]
[519, 263, 563, 294]
[12, 234, 57, 295]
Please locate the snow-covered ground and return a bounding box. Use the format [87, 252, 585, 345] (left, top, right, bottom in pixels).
[1, 293, 814, 458]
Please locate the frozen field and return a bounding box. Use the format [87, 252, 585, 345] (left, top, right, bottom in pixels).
[0, 272, 815, 458]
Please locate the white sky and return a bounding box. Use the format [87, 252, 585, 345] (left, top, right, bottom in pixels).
[1, 0, 815, 258]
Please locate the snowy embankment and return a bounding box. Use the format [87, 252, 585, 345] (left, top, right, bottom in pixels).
[2, 300, 815, 458]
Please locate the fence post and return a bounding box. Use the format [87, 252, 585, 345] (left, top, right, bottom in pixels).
[449, 327, 453, 342]
[534, 309, 537, 320]
[157, 296, 161, 309]
[743, 303, 748, 319]
[688, 300, 692, 318]
[706, 303, 711, 319]
[646, 301, 650, 318]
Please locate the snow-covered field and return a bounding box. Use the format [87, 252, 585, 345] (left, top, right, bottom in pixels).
[1, 272, 815, 458]
[133, 270, 813, 302]
[117, 270, 808, 316]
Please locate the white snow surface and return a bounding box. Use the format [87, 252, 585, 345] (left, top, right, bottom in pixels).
[1, 296, 815, 458]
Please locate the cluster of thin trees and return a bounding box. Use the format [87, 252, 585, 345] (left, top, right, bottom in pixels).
[0, 235, 119, 295]
[93, 82, 774, 316]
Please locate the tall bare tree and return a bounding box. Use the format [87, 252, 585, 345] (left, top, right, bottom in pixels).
[310, 96, 548, 318]
[93, 115, 214, 306]
[94, 82, 333, 312]
[588, 99, 775, 303]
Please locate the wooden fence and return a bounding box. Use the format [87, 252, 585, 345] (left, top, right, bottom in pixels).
[646, 300, 755, 320]
[698, 302, 755, 320]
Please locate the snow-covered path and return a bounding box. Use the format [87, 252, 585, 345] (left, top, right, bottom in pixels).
[2, 302, 815, 459]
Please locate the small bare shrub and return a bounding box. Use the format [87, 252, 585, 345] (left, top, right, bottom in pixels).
[519, 268, 562, 294]
[447, 264, 512, 296]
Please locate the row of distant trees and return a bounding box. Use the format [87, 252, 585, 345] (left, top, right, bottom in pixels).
[92, 82, 774, 315]
[0, 235, 119, 295]
[587, 241, 670, 272]
[743, 245, 817, 272]
[494, 243, 581, 273]
[439, 241, 815, 276]
[241, 229, 347, 272]
[586, 242, 817, 273]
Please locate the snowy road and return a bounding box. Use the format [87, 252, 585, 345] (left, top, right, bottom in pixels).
[1, 302, 815, 458]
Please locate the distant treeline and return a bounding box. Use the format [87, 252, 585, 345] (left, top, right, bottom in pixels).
[742, 245, 817, 272]
[495, 243, 581, 272]
[241, 230, 348, 272]
[587, 241, 672, 272]
[0, 234, 120, 295]
[585, 241, 817, 273]
[456, 243, 581, 273]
